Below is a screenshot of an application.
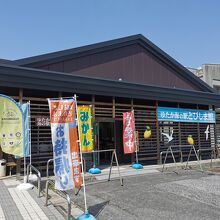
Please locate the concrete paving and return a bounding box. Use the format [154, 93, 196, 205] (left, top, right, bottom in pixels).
[0, 177, 65, 220]
[1, 159, 220, 220]
[72, 170, 220, 220]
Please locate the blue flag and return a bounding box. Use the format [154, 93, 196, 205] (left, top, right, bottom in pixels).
[21, 103, 30, 157]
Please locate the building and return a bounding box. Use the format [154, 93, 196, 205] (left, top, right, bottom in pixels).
[190, 64, 220, 92]
[189, 64, 220, 144]
[1, 34, 220, 175]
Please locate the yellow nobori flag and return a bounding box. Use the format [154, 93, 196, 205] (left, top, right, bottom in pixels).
[77, 106, 94, 152]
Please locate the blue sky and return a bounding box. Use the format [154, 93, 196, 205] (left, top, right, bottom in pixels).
[0, 0, 220, 67]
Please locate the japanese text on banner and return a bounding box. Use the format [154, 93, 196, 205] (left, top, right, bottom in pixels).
[157, 107, 216, 123]
[123, 111, 136, 154]
[49, 99, 82, 190]
[77, 106, 94, 152]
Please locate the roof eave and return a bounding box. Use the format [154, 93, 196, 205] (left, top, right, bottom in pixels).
[0, 64, 219, 107]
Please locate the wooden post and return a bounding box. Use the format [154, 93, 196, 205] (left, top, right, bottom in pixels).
[213, 105, 217, 148]
[112, 96, 115, 119]
[58, 91, 62, 98]
[177, 103, 182, 162]
[210, 105, 215, 147]
[156, 101, 160, 164]
[92, 95, 98, 163]
[131, 98, 134, 111]
[92, 95, 95, 118]
[197, 105, 201, 152]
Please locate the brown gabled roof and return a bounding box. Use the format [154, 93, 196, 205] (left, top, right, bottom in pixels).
[12, 34, 215, 93]
[0, 59, 11, 64]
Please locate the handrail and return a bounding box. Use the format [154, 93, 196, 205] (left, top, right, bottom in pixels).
[166, 144, 192, 148]
[45, 179, 71, 220]
[197, 147, 215, 167]
[46, 158, 54, 179]
[197, 148, 214, 154]
[160, 144, 203, 172]
[160, 145, 201, 165]
[82, 149, 115, 154]
[26, 164, 41, 197]
[160, 150, 182, 165]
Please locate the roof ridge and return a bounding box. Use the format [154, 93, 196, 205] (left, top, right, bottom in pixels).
[13, 34, 143, 66]
[12, 34, 215, 93]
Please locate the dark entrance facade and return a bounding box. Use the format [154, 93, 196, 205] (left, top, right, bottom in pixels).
[97, 120, 115, 165]
[96, 119, 129, 165]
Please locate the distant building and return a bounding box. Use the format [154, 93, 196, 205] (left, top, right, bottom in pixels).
[189, 64, 220, 93]
[189, 64, 220, 143]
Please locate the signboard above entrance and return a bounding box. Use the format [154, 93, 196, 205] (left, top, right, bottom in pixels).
[157, 107, 216, 123]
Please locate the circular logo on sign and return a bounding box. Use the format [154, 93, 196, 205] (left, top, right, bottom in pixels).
[16, 132, 21, 138]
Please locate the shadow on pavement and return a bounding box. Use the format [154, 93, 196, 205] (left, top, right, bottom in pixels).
[89, 201, 110, 218]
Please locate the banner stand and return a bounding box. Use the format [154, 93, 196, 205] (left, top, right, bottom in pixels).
[27, 101, 38, 182]
[83, 149, 123, 186]
[75, 95, 96, 220]
[132, 149, 143, 170]
[88, 121, 101, 175]
[17, 155, 34, 190]
[88, 151, 101, 175]
[131, 111, 143, 170]
[17, 102, 34, 191]
[74, 149, 123, 198]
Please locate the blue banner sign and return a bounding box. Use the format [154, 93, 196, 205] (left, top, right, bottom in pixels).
[157, 107, 216, 123]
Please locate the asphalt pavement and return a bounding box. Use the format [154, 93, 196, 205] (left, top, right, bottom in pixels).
[71, 170, 220, 220]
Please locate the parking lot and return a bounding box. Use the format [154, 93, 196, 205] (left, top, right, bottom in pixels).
[72, 170, 220, 220]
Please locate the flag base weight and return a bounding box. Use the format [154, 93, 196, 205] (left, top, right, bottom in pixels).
[88, 167, 101, 174]
[17, 182, 34, 191]
[77, 211, 96, 220]
[28, 173, 38, 182]
[132, 163, 143, 169]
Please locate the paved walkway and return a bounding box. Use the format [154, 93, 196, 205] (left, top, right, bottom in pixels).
[0, 178, 65, 220]
[0, 158, 219, 220]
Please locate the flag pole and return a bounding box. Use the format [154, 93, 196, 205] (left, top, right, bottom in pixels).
[22, 103, 27, 182]
[89, 108, 101, 175]
[75, 94, 88, 211]
[75, 95, 96, 220]
[17, 102, 34, 190]
[23, 151, 26, 181]
[132, 110, 143, 170]
[28, 101, 37, 181]
[133, 111, 138, 164]
[29, 101, 32, 169]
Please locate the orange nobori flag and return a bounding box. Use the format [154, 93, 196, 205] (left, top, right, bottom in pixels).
[49, 101, 75, 124]
[69, 127, 82, 188]
[48, 98, 82, 190]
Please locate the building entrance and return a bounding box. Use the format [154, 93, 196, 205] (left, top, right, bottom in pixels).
[96, 119, 131, 165]
[97, 121, 115, 164]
